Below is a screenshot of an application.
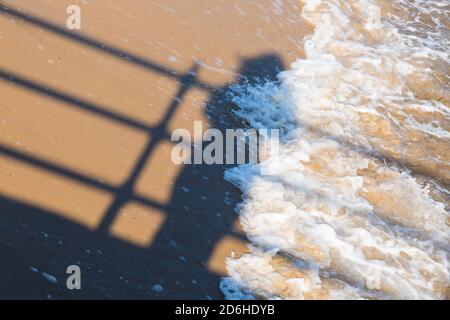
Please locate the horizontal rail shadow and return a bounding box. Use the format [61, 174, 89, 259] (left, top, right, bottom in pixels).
[0, 144, 167, 212]
[0, 3, 213, 90]
[0, 68, 169, 135]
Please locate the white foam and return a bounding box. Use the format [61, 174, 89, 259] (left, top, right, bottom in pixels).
[221, 0, 449, 300]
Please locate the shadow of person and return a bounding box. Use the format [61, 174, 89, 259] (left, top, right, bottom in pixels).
[144, 54, 285, 299]
[0, 54, 284, 300]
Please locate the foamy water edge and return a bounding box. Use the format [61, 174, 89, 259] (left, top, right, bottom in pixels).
[220, 0, 449, 300]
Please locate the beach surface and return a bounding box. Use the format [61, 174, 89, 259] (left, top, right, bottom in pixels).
[2, 0, 449, 300]
[0, 0, 311, 299]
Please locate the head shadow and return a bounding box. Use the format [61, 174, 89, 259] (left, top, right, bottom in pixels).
[205, 54, 285, 132]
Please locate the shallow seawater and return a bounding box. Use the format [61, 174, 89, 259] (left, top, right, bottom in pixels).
[220, 0, 449, 300]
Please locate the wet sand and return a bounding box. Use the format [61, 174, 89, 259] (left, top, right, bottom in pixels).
[0, 0, 311, 299]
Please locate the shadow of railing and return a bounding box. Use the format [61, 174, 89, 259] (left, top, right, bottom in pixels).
[1, 2, 447, 300]
[0, 2, 274, 299]
[0, 3, 212, 90]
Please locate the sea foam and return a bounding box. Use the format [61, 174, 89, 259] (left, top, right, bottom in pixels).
[221, 0, 450, 300]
